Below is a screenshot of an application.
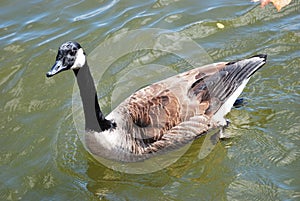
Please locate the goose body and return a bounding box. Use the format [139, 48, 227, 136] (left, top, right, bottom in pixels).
[47, 41, 267, 162]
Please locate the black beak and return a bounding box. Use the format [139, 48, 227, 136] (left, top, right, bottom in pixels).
[46, 60, 66, 77]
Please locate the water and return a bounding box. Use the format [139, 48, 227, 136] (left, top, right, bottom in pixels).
[1, 0, 299, 200]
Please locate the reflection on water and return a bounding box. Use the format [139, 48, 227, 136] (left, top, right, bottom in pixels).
[0, 0, 299, 200]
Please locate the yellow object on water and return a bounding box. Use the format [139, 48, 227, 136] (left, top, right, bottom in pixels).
[217, 22, 225, 29]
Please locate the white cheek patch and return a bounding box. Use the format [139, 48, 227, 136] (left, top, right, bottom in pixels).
[71, 48, 86, 69]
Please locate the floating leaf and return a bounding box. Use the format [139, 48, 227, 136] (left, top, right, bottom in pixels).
[216, 23, 225, 29]
[252, 0, 292, 11]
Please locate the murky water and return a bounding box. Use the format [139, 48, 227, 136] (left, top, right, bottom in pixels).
[1, 0, 299, 200]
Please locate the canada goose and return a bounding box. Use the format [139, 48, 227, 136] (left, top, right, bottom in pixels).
[46, 41, 267, 162]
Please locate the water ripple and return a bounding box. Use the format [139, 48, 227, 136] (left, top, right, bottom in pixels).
[0, 0, 299, 200]
[74, 0, 120, 21]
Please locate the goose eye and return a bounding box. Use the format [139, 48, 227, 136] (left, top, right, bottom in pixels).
[69, 51, 76, 56]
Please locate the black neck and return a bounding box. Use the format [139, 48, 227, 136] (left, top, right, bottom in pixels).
[73, 63, 114, 132]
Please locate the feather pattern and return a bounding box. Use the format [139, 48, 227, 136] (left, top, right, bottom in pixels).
[87, 56, 266, 162]
[47, 41, 267, 162]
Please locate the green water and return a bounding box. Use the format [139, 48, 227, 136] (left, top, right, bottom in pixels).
[1, 0, 299, 200]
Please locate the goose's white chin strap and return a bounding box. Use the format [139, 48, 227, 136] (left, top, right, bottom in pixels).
[71, 48, 86, 69]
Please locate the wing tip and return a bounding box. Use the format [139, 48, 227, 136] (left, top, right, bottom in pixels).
[226, 54, 267, 66]
[250, 54, 267, 62]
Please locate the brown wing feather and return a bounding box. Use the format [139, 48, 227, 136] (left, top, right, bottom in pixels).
[119, 57, 266, 157]
[126, 62, 227, 150]
[127, 83, 181, 141]
[143, 115, 212, 154]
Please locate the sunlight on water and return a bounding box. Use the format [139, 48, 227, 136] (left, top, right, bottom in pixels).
[0, 0, 299, 200]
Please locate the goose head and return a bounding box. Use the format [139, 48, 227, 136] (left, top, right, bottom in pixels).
[46, 41, 86, 77]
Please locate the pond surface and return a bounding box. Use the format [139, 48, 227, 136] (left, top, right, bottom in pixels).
[0, 0, 299, 200]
